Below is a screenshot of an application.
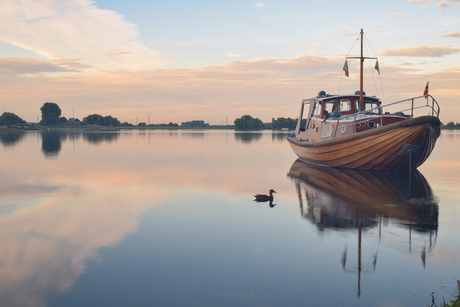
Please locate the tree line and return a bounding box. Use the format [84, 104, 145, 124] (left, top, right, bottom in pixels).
[2, 101, 459, 130]
[233, 115, 305, 131]
[0, 102, 126, 127]
[443, 121, 460, 128]
[1, 102, 304, 130]
[0, 102, 189, 127]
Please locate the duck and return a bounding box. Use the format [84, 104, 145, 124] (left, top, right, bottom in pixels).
[253, 189, 276, 202]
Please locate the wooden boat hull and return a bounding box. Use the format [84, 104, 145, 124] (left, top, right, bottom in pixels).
[287, 116, 440, 170]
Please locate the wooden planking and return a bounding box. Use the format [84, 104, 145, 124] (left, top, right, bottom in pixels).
[291, 125, 419, 162]
[344, 125, 427, 170]
[288, 120, 440, 170]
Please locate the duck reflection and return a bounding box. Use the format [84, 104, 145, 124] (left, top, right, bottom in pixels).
[287, 159, 438, 296]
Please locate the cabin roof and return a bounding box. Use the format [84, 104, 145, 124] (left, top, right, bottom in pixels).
[303, 94, 380, 104]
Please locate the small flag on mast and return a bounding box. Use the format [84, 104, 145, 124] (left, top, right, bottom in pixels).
[343, 60, 349, 78]
[424, 81, 429, 98]
[375, 60, 380, 75]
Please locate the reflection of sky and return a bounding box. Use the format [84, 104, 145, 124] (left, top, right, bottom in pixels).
[0, 130, 297, 306]
[0, 130, 459, 306]
[0, 179, 165, 306]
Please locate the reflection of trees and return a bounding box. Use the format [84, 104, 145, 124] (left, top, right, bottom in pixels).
[271, 132, 291, 142]
[83, 132, 119, 144]
[40, 131, 120, 155]
[0, 131, 26, 147]
[234, 132, 263, 143]
[181, 132, 205, 139]
[41, 131, 63, 157]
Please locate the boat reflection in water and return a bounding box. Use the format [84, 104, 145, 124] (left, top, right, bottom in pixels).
[287, 159, 438, 296]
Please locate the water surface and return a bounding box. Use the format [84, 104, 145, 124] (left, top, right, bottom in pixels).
[1, 129, 459, 306]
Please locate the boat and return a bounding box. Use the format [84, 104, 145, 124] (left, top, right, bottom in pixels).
[287, 29, 441, 171]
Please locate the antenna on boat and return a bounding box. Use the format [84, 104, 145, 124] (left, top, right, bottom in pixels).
[346, 29, 377, 111]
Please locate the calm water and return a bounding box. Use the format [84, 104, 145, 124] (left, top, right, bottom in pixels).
[1, 129, 459, 307]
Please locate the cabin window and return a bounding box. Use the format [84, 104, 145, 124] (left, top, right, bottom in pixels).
[313, 102, 322, 116]
[365, 101, 380, 114]
[355, 100, 380, 114]
[320, 124, 333, 138]
[339, 99, 351, 112]
[324, 102, 335, 114]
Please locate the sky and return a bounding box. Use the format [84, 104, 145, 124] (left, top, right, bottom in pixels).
[0, 0, 459, 125]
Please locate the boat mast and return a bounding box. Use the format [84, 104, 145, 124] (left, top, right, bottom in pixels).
[346, 29, 377, 112]
[359, 28, 364, 111]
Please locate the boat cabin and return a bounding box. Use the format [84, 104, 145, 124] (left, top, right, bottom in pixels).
[294, 90, 408, 142]
[312, 90, 381, 119]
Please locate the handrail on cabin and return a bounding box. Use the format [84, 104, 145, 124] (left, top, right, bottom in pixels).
[331, 95, 440, 139]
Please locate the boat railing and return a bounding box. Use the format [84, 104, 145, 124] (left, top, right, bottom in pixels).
[331, 95, 440, 138]
[378, 95, 440, 118]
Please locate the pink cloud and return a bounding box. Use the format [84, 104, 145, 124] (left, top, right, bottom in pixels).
[0, 57, 73, 75]
[379, 45, 460, 57]
[437, 32, 460, 37]
[436, 0, 460, 8]
[387, 12, 411, 18]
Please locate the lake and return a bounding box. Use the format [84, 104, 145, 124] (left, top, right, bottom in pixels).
[1, 129, 459, 307]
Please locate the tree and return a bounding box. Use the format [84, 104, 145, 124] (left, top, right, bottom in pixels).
[58, 116, 68, 124]
[271, 117, 297, 130]
[234, 115, 265, 131]
[181, 120, 207, 127]
[83, 114, 120, 126]
[0, 112, 27, 126]
[40, 102, 61, 125]
[84, 114, 104, 125]
[270, 117, 307, 130]
[103, 115, 120, 126]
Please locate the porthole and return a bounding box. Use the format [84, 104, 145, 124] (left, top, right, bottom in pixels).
[341, 125, 346, 133]
[368, 121, 375, 128]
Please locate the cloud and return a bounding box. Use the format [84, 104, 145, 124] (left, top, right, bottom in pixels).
[254, 2, 266, 8]
[0, 0, 175, 72]
[338, 28, 357, 36]
[379, 45, 460, 57]
[0, 57, 73, 75]
[388, 12, 411, 17]
[436, 0, 460, 8]
[407, 0, 433, 9]
[438, 32, 460, 37]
